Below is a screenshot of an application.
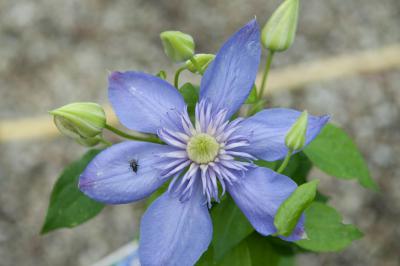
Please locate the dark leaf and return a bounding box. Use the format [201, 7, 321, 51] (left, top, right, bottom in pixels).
[296, 202, 363, 252]
[304, 124, 378, 190]
[179, 82, 199, 119]
[41, 149, 104, 234]
[211, 196, 254, 262]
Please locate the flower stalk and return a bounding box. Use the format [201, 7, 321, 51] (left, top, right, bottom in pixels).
[258, 50, 274, 99]
[174, 66, 186, 88]
[277, 150, 293, 173]
[105, 124, 163, 144]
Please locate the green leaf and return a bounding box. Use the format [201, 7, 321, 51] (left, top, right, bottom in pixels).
[198, 233, 296, 266]
[315, 191, 329, 203]
[179, 82, 199, 119]
[196, 244, 215, 266]
[211, 196, 254, 262]
[256, 152, 312, 185]
[296, 202, 363, 252]
[281, 152, 312, 185]
[245, 85, 258, 104]
[255, 159, 278, 170]
[276, 256, 295, 266]
[218, 240, 252, 266]
[304, 123, 377, 190]
[275, 180, 319, 236]
[41, 149, 105, 234]
[246, 234, 289, 266]
[207, 193, 301, 264]
[146, 182, 168, 207]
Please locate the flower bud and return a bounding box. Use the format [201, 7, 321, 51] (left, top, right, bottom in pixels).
[261, 0, 299, 52]
[285, 110, 308, 151]
[50, 102, 106, 139]
[156, 70, 167, 80]
[160, 31, 195, 62]
[185, 54, 215, 73]
[76, 136, 102, 147]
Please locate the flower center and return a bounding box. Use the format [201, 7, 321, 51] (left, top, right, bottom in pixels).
[186, 133, 220, 164]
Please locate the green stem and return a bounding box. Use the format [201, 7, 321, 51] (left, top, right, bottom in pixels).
[277, 150, 293, 173]
[174, 66, 186, 89]
[190, 57, 204, 75]
[246, 98, 265, 117]
[258, 50, 275, 99]
[105, 124, 163, 144]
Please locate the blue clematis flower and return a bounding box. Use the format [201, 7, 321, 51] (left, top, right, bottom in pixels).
[79, 19, 329, 266]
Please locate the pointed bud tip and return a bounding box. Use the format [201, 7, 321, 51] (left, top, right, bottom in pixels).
[285, 110, 309, 151]
[262, 0, 300, 52]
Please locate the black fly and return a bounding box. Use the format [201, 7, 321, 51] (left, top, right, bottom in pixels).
[129, 159, 139, 173]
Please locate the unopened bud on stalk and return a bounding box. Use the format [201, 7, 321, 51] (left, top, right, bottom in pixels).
[160, 31, 195, 62]
[185, 54, 215, 73]
[50, 102, 106, 140]
[285, 110, 308, 151]
[156, 70, 167, 80]
[261, 0, 299, 52]
[75, 136, 102, 147]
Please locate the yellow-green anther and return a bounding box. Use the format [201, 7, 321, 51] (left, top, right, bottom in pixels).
[50, 102, 106, 139]
[185, 54, 215, 73]
[261, 0, 299, 52]
[160, 31, 195, 62]
[187, 133, 220, 164]
[285, 110, 308, 151]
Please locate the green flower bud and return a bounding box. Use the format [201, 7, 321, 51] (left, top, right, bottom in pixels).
[50, 102, 106, 139]
[156, 70, 167, 80]
[75, 136, 102, 147]
[160, 31, 195, 62]
[285, 110, 308, 151]
[261, 0, 299, 52]
[185, 54, 215, 73]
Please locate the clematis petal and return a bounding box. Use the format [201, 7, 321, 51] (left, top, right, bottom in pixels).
[227, 166, 304, 240]
[236, 108, 330, 161]
[79, 141, 176, 204]
[200, 19, 261, 118]
[139, 181, 212, 266]
[108, 71, 186, 134]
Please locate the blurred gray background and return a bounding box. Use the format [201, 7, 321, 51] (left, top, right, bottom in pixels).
[0, 0, 399, 265]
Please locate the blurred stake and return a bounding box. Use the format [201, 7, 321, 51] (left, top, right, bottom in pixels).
[262, 43, 400, 94]
[1, 44, 400, 142]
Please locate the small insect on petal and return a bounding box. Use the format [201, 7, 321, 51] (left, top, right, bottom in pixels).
[130, 159, 139, 173]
